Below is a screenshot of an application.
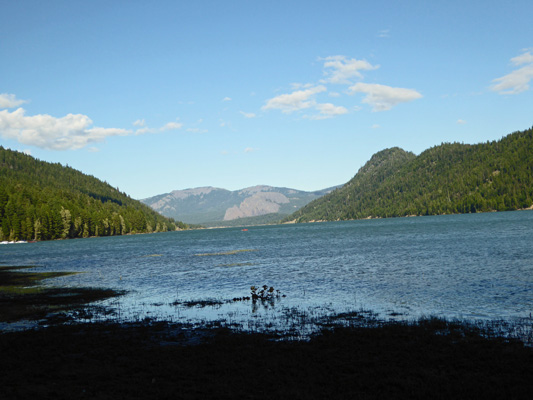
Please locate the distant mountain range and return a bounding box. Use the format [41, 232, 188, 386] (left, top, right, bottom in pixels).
[141, 185, 339, 226]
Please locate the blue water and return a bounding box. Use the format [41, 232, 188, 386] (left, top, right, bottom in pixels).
[1, 211, 532, 330]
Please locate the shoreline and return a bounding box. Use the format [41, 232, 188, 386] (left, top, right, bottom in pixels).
[0, 266, 124, 324]
[1, 317, 532, 399]
[1, 265, 532, 398]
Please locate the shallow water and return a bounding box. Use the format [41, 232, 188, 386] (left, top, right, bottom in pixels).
[1, 211, 532, 331]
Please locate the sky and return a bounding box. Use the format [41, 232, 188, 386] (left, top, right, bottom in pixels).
[1, 0, 532, 199]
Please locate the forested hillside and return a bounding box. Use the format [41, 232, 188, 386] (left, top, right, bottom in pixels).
[285, 127, 533, 222]
[0, 147, 187, 241]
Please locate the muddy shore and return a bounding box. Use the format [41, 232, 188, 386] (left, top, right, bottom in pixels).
[1, 266, 532, 399]
[1, 318, 532, 399]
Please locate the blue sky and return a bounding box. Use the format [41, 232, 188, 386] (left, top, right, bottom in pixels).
[1, 0, 532, 199]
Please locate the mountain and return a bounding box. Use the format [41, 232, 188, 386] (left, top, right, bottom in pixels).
[284, 127, 533, 223]
[141, 185, 338, 226]
[0, 147, 188, 242]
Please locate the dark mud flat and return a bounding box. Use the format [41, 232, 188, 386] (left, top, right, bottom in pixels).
[1, 318, 532, 400]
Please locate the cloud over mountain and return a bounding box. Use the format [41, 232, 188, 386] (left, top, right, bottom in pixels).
[0, 95, 184, 150]
[0, 107, 131, 151]
[491, 50, 533, 95]
[262, 85, 327, 114]
[349, 83, 423, 111]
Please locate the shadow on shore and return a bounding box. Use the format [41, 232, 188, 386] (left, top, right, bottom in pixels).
[1, 265, 532, 399]
[1, 317, 532, 399]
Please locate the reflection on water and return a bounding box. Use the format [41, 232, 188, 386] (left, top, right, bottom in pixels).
[1, 211, 532, 333]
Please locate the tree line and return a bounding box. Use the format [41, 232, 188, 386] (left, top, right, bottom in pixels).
[284, 127, 533, 223]
[0, 147, 188, 241]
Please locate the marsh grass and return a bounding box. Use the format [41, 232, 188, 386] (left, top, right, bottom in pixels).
[0, 266, 123, 323]
[171, 298, 226, 308]
[0, 265, 77, 286]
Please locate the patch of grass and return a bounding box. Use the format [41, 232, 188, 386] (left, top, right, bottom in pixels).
[0, 266, 123, 322]
[0, 268, 78, 287]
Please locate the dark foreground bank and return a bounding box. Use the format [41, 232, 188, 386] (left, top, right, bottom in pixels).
[1, 318, 532, 400]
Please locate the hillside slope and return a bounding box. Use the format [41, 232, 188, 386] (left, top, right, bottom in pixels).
[285, 127, 533, 222]
[0, 147, 187, 241]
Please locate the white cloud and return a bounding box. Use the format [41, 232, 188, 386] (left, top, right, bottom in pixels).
[160, 121, 183, 131]
[135, 127, 156, 135]
[133, 119, 184, 134]
[262, 85, 326, 113]
[491, 66, 533, 94]
[0, 93, 27, 109]
[457, 119, 467, 124]
[0, 107, 132, 150]
[290, 83, 314, 90]
[491, 50, 533, 94]
[222, 97, 232, 102]
[244, 147, 257, 153]
[240, 111, 256, 118]
[371, 124, 381, 129]
[321, 55, 379, 84]
[186, 128, 208, 133]
[511, 50, 533, 65]
[306, 103, 348, 120]
[377, 29, 390, 38]
[349, 83, 422, 111]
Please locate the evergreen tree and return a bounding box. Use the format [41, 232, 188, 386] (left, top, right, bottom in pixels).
[284, 127, 533, 223]
[0, 146, 188, 241]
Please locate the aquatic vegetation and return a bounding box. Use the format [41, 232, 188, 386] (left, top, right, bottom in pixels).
[217, 262, 256, 267]
[0, 266, 78, 287]
[171, 299, 225, 308]
[0, 266, 123, 322]
[194, 249, 258, 256]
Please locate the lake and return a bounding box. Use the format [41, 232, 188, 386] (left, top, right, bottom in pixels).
[1, 211, 532, 332]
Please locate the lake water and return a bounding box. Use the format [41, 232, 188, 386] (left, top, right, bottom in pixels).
[1, 211, 532, 332]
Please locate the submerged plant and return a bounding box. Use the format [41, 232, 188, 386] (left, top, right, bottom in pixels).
[195, 249, 257, 257]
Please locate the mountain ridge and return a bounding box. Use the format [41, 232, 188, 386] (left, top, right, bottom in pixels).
[284, 127, 533, 223]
